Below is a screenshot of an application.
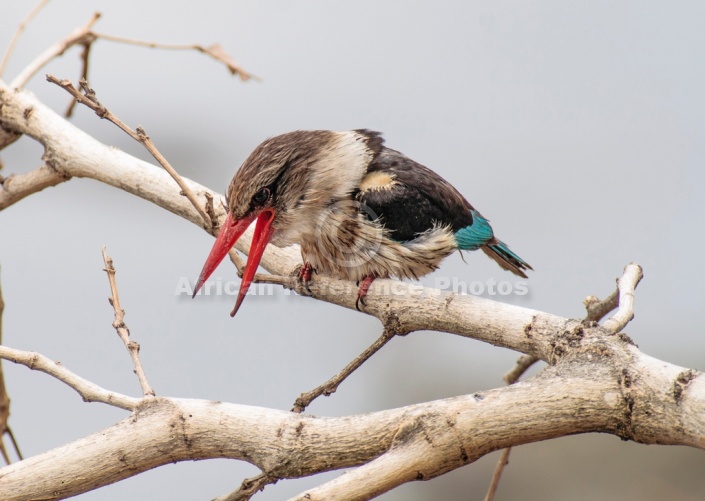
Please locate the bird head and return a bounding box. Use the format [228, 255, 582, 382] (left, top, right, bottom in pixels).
[192, 129, 384, 316]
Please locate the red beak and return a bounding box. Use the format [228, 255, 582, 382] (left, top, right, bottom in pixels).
[193, 209, 275, 317]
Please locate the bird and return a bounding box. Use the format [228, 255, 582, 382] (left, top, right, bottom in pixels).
[193, 130, 532, 316]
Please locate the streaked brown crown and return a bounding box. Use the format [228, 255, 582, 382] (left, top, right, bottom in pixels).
[226, 130, 383, 222]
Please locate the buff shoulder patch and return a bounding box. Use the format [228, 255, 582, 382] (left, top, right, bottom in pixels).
[359, 171, 397, 192]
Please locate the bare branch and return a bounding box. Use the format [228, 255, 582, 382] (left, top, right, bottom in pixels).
[0, 81, 573, 364]
[64, 39, 93, 118]
[485, 353, 539, 499]
[3, 351, 703, 501]
[0, 268, 21, 465]
[602, 263, 644, 334]
[484, 448, 511, 501]
[292, 328, 399, 413]
[46, 76, 214, 229]
[502, 354, 539, 385]
[8, 12, 257, 90]
[0, 345, 138, 411]
[92, 33, 259, 81]
[583, 289, 619, 324]
[0, 164, 69, 210]
[0, 0, 51, 78]
[0, 124, 21, 152]
[9, 12, 100, 89]
[492, 290, 609, 499]
[215, 472, 277, 501]
[3, 81, 705, 498]
[101, 247, 155, 397]
[135, 124, 214, 229]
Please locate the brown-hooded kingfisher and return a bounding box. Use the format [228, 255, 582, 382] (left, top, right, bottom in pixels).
[193, 130, 532, 316]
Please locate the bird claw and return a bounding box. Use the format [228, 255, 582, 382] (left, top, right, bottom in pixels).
[355, 275, 376, 311]
[292, 262, 316, 296]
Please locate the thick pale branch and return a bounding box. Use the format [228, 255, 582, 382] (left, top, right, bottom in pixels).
[2, 346, 702, 501]
[0, 346, 138, 411]
[1, 79, 705, 500]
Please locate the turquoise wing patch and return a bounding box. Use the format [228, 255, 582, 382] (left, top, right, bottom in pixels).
[454, 210, 494, 250]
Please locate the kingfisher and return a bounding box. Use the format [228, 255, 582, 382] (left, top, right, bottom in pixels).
[193, 130, 532, 316]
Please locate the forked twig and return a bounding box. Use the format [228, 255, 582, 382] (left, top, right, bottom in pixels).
[10, 12, 100, 89]
[101, 247, 155, 397]
[9, 10, 255, 89]
[486, 263, 645, 500]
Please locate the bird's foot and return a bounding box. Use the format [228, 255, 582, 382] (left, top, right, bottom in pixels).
[292, 262, 316, 296]
[355, 275, 376, 311]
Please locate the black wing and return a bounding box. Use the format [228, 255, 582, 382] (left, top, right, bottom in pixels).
[356, 148, 474, 242]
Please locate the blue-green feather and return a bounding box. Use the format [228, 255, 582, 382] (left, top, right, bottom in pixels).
[454, 211, 494, 250]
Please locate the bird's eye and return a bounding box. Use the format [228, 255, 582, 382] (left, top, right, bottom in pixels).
[252, 187, 270, 205]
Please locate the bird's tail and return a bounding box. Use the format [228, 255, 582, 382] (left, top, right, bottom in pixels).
[482, 240, 533, 279]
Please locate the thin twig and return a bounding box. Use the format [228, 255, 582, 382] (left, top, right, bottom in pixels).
[292, 328, 398, 413]
[214, 472, 278, 501]
[503, 354, 538, 385]
[64, 39, 93, 118]
[10, 12, 257, 89]
[0, 0, 51, 77]
[0, 345, 139, 411]
[5, 428, 21, 463]
[485, 354, 538, 501]
[602, 263, 643, 334]
[101, 247, 155, 397]
[10, 12, 100, 89]
[92, 33, 258, 81]
[0, 268, 22, 464]
[136, 125, 213, 228]
[46, 76, 213, 229]
[484, 447, 511, 501]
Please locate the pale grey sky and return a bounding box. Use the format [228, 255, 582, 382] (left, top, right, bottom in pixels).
[2, 2, 705, 499]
